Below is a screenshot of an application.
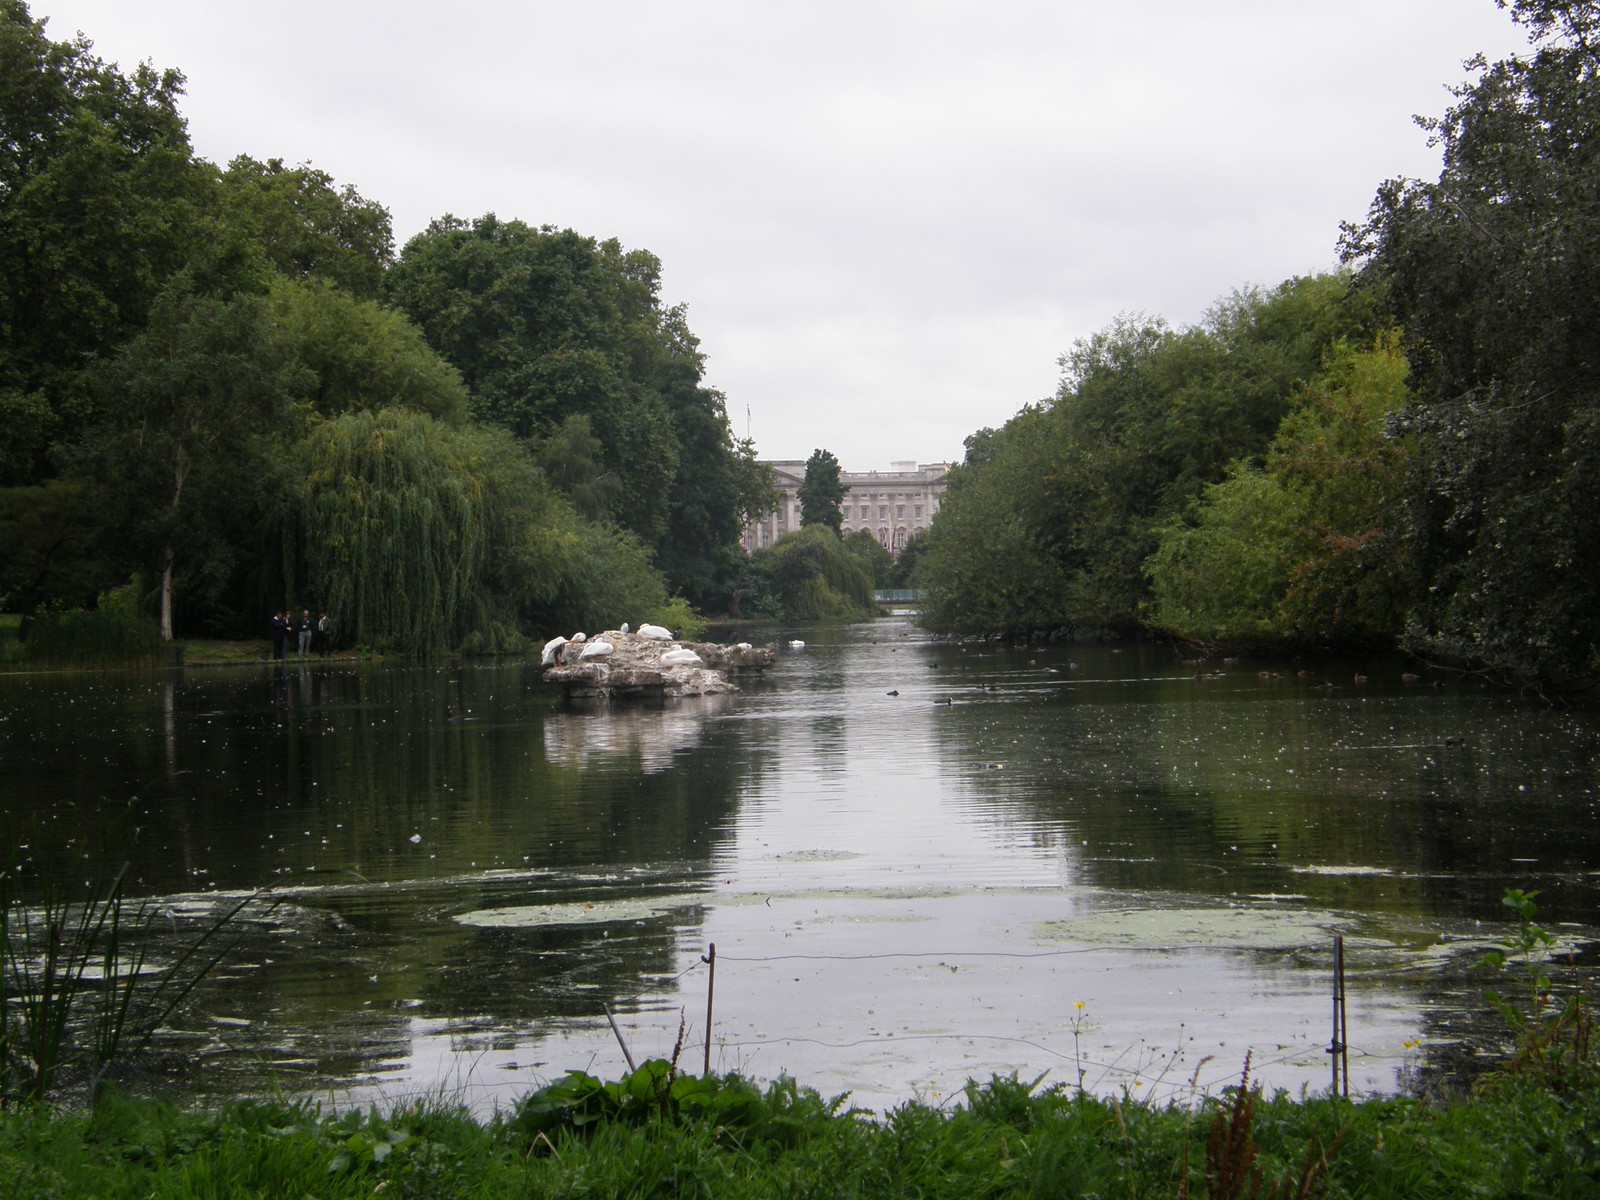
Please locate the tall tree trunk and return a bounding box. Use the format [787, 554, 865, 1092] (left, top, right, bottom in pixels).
[159, 540, 175, 642]
[161, 452, 188, 642]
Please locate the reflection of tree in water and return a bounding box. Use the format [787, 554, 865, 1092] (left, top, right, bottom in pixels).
[935, 661, 1600, 925]
[543, 695, 732, 775]
[0, 660, 773, 1100]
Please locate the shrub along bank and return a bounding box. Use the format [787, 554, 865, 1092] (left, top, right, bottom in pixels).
[0, 1062, 1596, 1199]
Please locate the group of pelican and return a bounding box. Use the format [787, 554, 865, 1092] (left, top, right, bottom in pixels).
[541, 622, 701, 668]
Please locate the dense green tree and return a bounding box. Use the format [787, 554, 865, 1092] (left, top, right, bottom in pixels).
[212, 155, 393, 299]
[887, 529, 929, 589]
[384, 214, 680, 543]
[290, 408, 672, 654]
[0, 0, 210, 484]
[292, 409, 513, 655]
[533, 413, 620, 522]
[1146, 335, 1414, 646]
[752, 524, 876, 622]
[1345, 0, 1600, 685]
[919, 275, 1378, 637]
[844, 528, 895, 588]
[0, 479, 120, 616]
[917, 410, 1073, 638]
[1145, 466, 1308, 643]
[79, 278, 309, 639]
[797, 449, 845, 533]
[266, 277, 468, 423]
[387, 214, 764, 605]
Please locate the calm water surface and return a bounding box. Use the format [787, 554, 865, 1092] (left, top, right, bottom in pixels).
[3, 618, 1598, 1111]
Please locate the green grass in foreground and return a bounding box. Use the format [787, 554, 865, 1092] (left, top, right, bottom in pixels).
[1, 1066, 1597, 1199]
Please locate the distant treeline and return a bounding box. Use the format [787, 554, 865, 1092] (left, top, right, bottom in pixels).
[916, 1, 1600, 691]
[0, 1, 770, 655]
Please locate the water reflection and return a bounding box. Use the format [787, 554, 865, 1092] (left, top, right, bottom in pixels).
[1, 623, 1597, 1111]
[543, 695, 733, 774]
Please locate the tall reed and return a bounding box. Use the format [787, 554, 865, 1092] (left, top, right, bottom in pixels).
[0, 799, 268, 1105]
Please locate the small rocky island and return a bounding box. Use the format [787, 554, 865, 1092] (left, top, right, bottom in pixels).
[542, 626, 776, 698]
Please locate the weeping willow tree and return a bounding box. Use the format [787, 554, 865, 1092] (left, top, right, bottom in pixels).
[292, 407, 674, 654]
[752, 524, 878, 622]
[294, 409, 519, 654]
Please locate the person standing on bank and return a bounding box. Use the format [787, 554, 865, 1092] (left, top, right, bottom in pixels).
[314, 612, 331, 656]
[297, 609, 314, 656]
[270, 611, 289, 659]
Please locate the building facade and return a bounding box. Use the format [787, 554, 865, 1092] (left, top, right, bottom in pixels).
[742, 460, 949, 554]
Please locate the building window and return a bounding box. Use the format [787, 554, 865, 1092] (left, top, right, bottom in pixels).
[878, 505, 887, 519]
[859, 507, 868, 520]
[896, 505, 904, 519]
[914, 505, 922, 519]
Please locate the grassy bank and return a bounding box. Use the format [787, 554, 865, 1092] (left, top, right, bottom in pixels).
[0, 1064, 1596, 1199]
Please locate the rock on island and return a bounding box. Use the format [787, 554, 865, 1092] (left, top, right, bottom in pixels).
[542, 630, 776, 698]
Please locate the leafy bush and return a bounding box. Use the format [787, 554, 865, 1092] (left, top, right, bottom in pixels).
[505, 1059, 854, 1153]
[1475, 888, 1596, 1096]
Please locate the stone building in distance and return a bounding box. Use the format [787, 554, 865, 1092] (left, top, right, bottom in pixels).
[742, 460, 949, 554]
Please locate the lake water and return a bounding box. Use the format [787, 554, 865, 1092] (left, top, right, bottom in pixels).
[3, 616, 1598, 1112]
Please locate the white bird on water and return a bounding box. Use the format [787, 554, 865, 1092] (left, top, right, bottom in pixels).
[788, 640, 806, 649]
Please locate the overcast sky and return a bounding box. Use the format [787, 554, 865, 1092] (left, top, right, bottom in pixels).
[37, 1, 1530, 470]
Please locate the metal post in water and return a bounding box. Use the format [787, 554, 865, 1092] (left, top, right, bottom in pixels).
[604, 1002, 636, 1072]
[703, 942, 717, 1076]
[1328, 935, 1348, 1097]
[1338, 937, 1350, 1097]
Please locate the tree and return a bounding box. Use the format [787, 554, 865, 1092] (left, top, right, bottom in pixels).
[387, 215, 763, 605]
[917, 275, 1378, 637]
[1145, 334, 1414, 647]
[0, 0, 210, 484]
[533, 413, 620, 522]
[844, 528, 895, 588]
[1345, 0, 1600, 685]
[212, 155, 393, 299]
[797, 449, 845, 533]
[80, 278, 309, 639]
[266, 276, 468, 424]
[290, 409, 672, 654]
[0, 480, 120, 617]
[917, 411, 1073, 638]
[887, 529, 929, 589]
[292, 409, 509, 654]
[752, 524, 875, 621]
[384, 214, 680, 543]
